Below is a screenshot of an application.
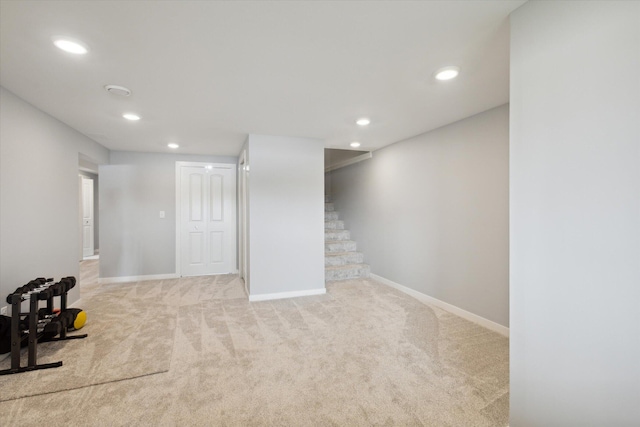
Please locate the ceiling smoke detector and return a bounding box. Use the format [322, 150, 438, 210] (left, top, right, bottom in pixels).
[105, 85, 132, 97]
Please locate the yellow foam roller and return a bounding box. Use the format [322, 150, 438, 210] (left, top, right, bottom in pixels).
[67, 308, 87, 330]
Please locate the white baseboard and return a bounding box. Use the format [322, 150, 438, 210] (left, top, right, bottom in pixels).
[98, 273, 179, 284]
[249, 288, 326, 302]
[370, 274, 509, 337]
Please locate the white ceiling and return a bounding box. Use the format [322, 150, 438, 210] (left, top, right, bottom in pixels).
[0, 1, 526, 157]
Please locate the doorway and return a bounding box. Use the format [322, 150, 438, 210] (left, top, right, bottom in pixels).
[78, 155, 101, 294]
[78, 158, 99, 262]
[81, 176, 94, 258]
[176, 162, 237, 276]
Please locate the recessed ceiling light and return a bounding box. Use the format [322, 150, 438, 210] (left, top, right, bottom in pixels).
[105, 85, 132, 97]
[434, 66, 460, 81]
[123, 113, 141, 121]
[350, 142, 361, 148]
[356, 118, 370, 126]
[52, 37, 88, 54]
[168, 143, 179, 149]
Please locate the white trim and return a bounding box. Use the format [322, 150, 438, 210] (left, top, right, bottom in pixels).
[175, 162, 181, 277]
[98, 273, 179, 284]
[238, 149, 249, 295]
[249, 288, 326, 302]
[370, 274, 509, 337]
[325, 151, 372, 172]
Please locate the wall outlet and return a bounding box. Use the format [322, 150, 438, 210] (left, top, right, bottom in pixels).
[0, 306, 7, 316]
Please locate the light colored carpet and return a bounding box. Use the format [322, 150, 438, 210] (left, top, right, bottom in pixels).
[0, 264, 178, 401]
[0, 260, 509, 426]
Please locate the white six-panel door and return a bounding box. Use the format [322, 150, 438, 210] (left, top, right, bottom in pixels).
[179, 164, 236, 276]
[81, 177, 94, 258]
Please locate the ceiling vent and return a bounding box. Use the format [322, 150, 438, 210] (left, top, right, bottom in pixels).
[104, 85, 132, 97]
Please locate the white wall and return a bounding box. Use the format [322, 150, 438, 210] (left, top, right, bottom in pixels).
[245, 134, 325, 298]
[328, 105, 510, 327]
[0, 87, 109, 309]
[510, 1, 640, 425]
[99, 151, 236, 279]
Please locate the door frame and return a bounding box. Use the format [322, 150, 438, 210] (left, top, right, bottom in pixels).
[78, 175, 84, 261]
[81, 176, 95, 258]
[175, 161, 238, 277]
[238, 150, 249, 293]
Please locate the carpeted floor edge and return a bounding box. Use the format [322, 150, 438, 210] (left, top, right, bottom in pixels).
[0, 368, 170, 403]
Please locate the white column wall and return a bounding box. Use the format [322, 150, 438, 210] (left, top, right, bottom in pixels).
[246, 134, 325, 299]
[510, 2, 640, 425]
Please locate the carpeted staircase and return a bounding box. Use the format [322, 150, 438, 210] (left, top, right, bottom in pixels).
[325, 196, 370, 282]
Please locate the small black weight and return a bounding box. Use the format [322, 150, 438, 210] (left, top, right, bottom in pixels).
[0, 315, 11, 354]
[40, 319, 62, 342]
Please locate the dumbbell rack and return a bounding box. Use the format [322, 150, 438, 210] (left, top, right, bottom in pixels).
[0, 277, 87, 376]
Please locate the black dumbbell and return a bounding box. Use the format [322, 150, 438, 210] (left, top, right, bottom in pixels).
[0, 315, 10, 338]
[61, 277, 76, 291]
[0, 315, 11, 354]
[40, 319, 62, 341]
[38, 308, 56, 320]
[50, 281, 65, 296]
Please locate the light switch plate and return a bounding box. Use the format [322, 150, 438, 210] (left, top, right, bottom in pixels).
[159, 211, 165, 219]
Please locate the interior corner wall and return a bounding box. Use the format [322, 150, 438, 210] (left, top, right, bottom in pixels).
[328, 104, 509, 327]
[246, 134, 325, 297]
[510, 2, 640, 425]
[0, 86, 110, 310]
[99, 151, 236, 279]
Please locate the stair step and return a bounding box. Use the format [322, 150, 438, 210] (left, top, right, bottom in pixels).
[325, 211, 339, 221]
[325, 240, 357, 253]
[325, 251, 364, 266]
[324, 195, 369, 282]
[324, 220, 345, 230]
[325, 229, 350, 241]
[325, 264, 370, 282]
